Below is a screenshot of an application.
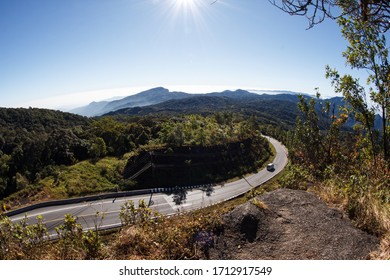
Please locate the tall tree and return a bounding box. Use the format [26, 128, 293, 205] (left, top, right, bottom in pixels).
[326, 14, 389, 161]
[338, 16, 389, 161]
[272, 0, 390, 163]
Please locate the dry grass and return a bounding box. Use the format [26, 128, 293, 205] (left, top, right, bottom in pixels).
[107, 226, 162, 259]
[369, 233, 390, 260]
[250, 198, 268, 209]
[105, 210, 224, 260]
[309, 173, 390, 260]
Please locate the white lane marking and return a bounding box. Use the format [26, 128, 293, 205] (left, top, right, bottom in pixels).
[42, 209, 123, 225]
[10, 194, 157, 221]
[163, 196, 178, 210]
[10, 204, 89, 221]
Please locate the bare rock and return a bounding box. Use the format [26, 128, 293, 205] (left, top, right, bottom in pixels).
[210, 188, 379, 259]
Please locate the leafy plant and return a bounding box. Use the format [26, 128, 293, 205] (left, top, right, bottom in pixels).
[119, 199, 162, 228]
[55, 214, 84, 259]
[278, 164, 311, 190]
[0, 214, 48, 259]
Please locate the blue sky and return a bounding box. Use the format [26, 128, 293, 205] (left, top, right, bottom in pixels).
[1, 0, 356, 109]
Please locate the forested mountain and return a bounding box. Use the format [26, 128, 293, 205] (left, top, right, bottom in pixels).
[104, 90, 385, 132]
[105, 92, 354, 129]
[105, 94, 301, 129]
[0, 108, 90, 197]
[0, 107, 89, 130]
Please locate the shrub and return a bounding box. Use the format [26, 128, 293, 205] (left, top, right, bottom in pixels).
[278, 164, 311, 190]
[0, 215, 47, 259]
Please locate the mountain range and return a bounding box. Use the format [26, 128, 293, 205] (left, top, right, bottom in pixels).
[70, 87, 310, 117]
[68, 86, 383, 131]
[70, 87, 189, 117]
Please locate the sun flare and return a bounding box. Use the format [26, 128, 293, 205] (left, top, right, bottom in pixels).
[173, 0, 197, 12]
[176, 0, 195, 5]
[177, 0, 194, 3]
[165, 0, 204, 27]
[155, 0, 214, 39]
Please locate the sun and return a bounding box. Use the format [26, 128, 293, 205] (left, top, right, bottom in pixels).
[156, 0, 212, 38]
[174, 0, 197, 12]
[165, 0, 203, 23]
[176, 0, 195, 5]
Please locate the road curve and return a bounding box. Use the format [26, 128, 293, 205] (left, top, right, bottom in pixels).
[9, 136, 288, 237]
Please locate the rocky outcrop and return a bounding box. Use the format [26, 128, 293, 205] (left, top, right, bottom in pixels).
[209, 189, 379, 259]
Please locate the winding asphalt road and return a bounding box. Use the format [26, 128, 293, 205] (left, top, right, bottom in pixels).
[9, 137, 288, 237]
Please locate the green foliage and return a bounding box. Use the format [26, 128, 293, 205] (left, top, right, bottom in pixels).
[41, 157, 126, 198]
[55, 214, 84, 259]
[294, 95, 324, 167]
[0, 96, 358, 203]
[272, 0, 390, 258]
[0, 113, 90, 197]
[278, 164, 311, 190]
[327, 69, 378, 161]
[326, 14, 389, 162]
[14, 172, 29, 191]
[119, 199, 162, 228]
[91, 116, 153, 156]
[0, 109, 159, 200]
[288, 91, 350, 175]
[0, 108, 275, 203]
[118, 113, 273, 189]
[83, 229, 103, 259]
[0, 212, 108, 260]
[0, 215, 47, 259]
[157, 114, 255, 147]
[54, 213, 105, 259]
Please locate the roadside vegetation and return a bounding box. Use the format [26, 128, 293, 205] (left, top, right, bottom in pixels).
[277, 93, 390, 259]
[0, 168, 284, 260]
[0, 200, 224, 260]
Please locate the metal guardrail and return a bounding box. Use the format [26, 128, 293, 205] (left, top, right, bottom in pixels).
[4, 188, 150, 217]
